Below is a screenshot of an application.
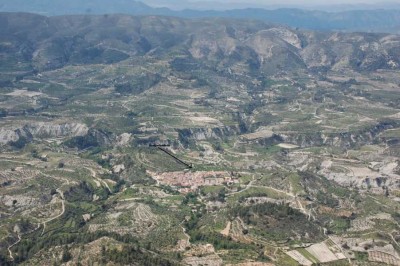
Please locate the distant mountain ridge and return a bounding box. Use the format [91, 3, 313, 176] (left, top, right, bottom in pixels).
[136, 0, 400, 12]
[0, 0, 400, 33]
[1, 12, 400, 75]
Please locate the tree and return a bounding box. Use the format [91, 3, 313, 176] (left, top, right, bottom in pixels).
[58, 161, 65, 168]
[61, 247, 72, 262]
[217, 188, 226, 202]
[9, 137, 29, 149]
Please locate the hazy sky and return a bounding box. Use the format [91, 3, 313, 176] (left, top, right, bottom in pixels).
[140, 0, 400, 10]
[184, 0, 389, 3]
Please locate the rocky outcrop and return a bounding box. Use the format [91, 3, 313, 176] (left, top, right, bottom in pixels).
[254, 134, 283, 146]
[64, 128, 115, 150]
[178, 126, 240, 142]
[88, 129, 114, 146]
[116, 133, 132, 146]
[0, 127, 33, 144]
[25, 122, 88, 138]
[279, 120, 400, 148]
[0, 122, 88, 144]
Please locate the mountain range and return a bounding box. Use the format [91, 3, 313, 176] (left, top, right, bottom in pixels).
[1, 12, 400, 74]
[0, 0, 400, 33]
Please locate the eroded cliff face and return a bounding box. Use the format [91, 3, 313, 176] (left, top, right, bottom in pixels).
[175, 120, 400, 150]
[0, 127, 32, 144]
[26, 122, 88, 138]
[277, 131, 374, 148]
[178, 126, 240, 142]
[0, 122, 88, 144]
[87, 128, 115, 146]
[279, 120, 400, 148]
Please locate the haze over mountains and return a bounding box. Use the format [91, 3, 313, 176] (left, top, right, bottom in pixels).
[1, 12, 400, 74]
[1, 0, 400, 33]
[142, 0, 400, 12]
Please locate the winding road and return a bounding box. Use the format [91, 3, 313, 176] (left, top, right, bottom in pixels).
[7, 234, 21, 261]
[41, 189, 65, 236]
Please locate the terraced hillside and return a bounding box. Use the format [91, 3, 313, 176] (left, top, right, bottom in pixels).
[0, 13, 399, 265]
